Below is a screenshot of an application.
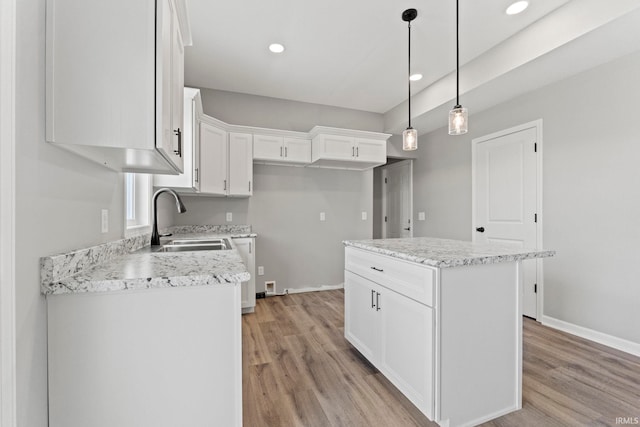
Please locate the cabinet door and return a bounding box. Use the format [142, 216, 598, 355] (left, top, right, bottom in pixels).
[379, 288, 434, 419]
[253, 135, 283, 161]
[154, 90, 198, 191]
[228, 133, 253, 197]
[313, 135, 355, 161]
[354, 138, 386, 164]
[199, 122, 227, 196]
[233, 238, 256, 312]
[157, 0, 174, 165]
[283, 138, 311, 164]
[344, 271, 381, 363]
[169, 7, 185, 172]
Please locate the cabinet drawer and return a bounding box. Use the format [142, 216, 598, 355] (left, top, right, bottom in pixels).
[345, 247, 435, 307]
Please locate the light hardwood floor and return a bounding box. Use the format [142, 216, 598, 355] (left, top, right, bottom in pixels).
[242, 289, 640, 426]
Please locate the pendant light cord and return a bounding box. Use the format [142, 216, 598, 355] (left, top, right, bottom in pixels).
[456, 0, 460, 107]
[408, 20, 412, 128]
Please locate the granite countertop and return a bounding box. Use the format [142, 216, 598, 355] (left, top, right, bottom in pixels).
[343, 237, 555, 268]
[41, 225, 256, 296]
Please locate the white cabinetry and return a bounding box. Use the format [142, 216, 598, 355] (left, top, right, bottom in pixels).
[253, 134, 311, 165]
[46, 0, 191, 174]
[199, 122, 228, 196]
[198, 122, 253, 197]
[344, 249, 434, 419]
[345, 245, 524, 427]
[155, 88, 202, 192]
[309, 127, 390, 170]
[228, 133, 254, 197]
[233, 237, 256, 313]
[47, 285, 242, 427]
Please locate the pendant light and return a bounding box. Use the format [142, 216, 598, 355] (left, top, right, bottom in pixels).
[402, 9, 418, 151]
[448, 0, 468, 135]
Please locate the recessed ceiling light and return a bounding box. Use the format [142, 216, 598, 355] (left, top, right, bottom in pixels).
[506, 1, 529, 15]
[409, 73, 423, 81]
[268, 43, 285, 53]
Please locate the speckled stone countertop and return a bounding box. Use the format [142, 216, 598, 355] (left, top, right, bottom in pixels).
[343, 237, 555, 268]
[41, 225, 257, 296]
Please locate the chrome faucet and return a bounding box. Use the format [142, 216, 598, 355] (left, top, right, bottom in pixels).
[151, 188, 187, 246]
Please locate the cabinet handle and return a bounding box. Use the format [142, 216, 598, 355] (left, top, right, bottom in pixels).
[224, 179, 227, 191]
[285, 147, 288, 157]
[195, 168, 199, 183]
[371, 290, 375, 308]
[352, 147, 355, 157]
[173, 128, 182, 157]
[376, 292, 381, 311]
[280, 146, 283, 157]
[249, 242, 252, 254]
[356, 147, 359, 157]
[370, 266, 383, 272]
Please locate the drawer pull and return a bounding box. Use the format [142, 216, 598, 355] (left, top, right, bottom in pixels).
[370, 266, 384, 272]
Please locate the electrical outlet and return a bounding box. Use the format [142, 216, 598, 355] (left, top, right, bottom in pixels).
[265, 281, 276, 295]
[226, 212, 233, 222]
[361, 211, 367, 220]
[257, 266, 264, 276]
[101, 209, 109, 233]
[418, 212, 426, 221]
[320, 212, 326, 221]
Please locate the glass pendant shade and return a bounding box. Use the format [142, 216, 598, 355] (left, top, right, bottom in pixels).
[403, 127, 418, 151]
[448, 105, 468, 135]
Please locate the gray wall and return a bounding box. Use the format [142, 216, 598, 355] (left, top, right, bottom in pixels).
[411, 50, 640, 344]
[174, 89, 382, 292]
[16, 0, 126, 424]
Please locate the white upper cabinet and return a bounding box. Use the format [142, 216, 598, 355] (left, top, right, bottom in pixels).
[228, 133, 253, 197]
[253, 134, 311, 165]
[199, 122, 228, 196]
[45, 0, 191, 174]
[309, 126, 391, 170]
[155, 88, 202, 192]
[198, 122, 253, 198]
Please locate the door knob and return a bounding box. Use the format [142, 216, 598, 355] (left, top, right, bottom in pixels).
[476, 227, 485, 233]
[403, 227, 411, 231]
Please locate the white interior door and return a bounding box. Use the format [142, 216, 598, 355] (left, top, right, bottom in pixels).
[473, 125, 539, 318]
[383, 160, 412, 238]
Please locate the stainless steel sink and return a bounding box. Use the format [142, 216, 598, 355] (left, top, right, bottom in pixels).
[155, 238, 232, 252]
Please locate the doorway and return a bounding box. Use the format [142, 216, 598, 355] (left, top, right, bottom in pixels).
[374, 159, 413, 239]
[472, 120, 543, 319]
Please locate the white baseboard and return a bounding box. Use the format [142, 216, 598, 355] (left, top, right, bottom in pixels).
[542, 316, 640, 357]
[277, 283, 344, 296]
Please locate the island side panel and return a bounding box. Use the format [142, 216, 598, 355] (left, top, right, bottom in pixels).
[47, 285, 242, 427]
[437, 261, 523, 427]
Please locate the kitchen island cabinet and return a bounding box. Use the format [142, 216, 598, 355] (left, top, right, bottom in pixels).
[343, 238, 555, 427]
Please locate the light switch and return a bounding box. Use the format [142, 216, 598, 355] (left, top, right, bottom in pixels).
[320, 212, 326, 221]
[361, 211, 367, 221]
[226, 212, 233, 222]
[258, 266, 264, 276]
[418, 212, 426, 221]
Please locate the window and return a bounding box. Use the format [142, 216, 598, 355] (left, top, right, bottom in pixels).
[124, 173, 151, 232]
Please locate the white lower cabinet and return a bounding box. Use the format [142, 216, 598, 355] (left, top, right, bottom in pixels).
[344, 270, 434, 420]
[47, 285, 242, 427]
[233, 237, 256, 313]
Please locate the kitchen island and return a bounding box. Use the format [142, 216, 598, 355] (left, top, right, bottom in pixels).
[343, 237, 555, 427]
[41, 225, 253, 427]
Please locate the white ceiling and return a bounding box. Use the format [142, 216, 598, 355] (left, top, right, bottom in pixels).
[185, 0, 640, 131]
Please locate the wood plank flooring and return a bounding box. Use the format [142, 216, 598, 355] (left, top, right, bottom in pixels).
[242, 290, 640, 426]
